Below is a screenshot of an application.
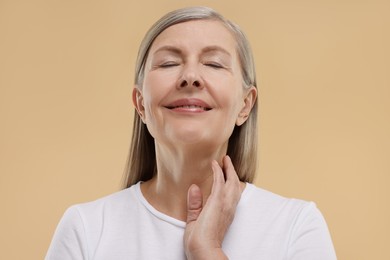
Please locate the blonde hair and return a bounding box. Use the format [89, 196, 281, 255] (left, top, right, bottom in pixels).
[123, 6, 258, 188]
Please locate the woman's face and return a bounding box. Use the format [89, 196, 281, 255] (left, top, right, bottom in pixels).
[134, 19, 255, 149]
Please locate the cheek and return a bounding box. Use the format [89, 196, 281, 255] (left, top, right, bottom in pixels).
[141, 77, 172, 123]
[143, 73, 166, 102]
[210, 78, 243, 111]
[142, 93, 160, 121]
[145, 68, 179, 85]
[224, 88, 245, 123]
[143, 70, 178, 97]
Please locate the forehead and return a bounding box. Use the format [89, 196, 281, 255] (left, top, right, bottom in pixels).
[149, 20, 237, 54]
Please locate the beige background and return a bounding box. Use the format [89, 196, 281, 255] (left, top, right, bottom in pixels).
[1, 0, 389, 259]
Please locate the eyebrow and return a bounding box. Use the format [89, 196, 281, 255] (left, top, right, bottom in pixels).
[201, 45, 231, 57]
[153, 45, 183, 55]
[152, 45, 231, 57]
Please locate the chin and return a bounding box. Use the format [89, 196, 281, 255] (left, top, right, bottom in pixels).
[173, 133, 209, 145]
[172, 132, 226, 149]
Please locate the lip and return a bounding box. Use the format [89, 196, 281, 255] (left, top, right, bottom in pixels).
[164, 98, 212, 112]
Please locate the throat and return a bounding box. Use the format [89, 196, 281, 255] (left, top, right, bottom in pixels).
[140, 179, 197, 222]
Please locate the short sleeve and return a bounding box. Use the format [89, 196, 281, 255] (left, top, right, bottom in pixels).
[45, 206, 88, 260]
[287, 202, 337, 260]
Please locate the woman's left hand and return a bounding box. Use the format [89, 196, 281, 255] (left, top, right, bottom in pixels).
[184, 155, 242, 260]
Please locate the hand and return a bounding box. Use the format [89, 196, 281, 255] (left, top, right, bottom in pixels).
[184, 155, 242, 260]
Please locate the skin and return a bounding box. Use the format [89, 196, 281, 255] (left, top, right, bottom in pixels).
[133, 20, 257, 259]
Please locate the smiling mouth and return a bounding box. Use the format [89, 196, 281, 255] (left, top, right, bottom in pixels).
[165, 98, 212, 112]
[166, 105, 212, 111]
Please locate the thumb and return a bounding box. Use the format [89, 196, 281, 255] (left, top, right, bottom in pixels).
[186, 184, 203, 224]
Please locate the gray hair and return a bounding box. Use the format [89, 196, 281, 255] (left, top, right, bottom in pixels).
[135, 6, 256, 88]
[123, 6, 258, 188]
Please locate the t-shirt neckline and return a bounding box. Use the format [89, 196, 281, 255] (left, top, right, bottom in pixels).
[134, 181, 253, 228]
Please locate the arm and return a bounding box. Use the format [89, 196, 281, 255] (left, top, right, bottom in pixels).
[184, 156, 241, 260]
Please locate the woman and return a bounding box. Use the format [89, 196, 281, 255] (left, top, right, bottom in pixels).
[46, 6, 336, 259]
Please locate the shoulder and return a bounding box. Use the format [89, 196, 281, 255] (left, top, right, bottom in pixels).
[52, 183, 142, 237]
[241, 183, 311, 213]
[233, 183, 336, 259]
[46, 184, 141, 259]
[67, 184, 141, 226]
[74, 185, 136, 211]
[237, 183, 327, 233]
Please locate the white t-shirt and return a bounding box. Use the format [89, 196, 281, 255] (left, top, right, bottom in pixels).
[46, 182, 337, 259]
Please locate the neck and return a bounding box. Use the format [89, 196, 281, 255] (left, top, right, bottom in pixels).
[141, 142, 228, 221]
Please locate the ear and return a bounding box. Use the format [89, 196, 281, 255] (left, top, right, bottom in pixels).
[236, 86, 257, 126]
[132, 86, 146, 123]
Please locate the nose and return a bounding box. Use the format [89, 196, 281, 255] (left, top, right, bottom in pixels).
[180, 78, 201, 88]
[178, 64, 203, 89]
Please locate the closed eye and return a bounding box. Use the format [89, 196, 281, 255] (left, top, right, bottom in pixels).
[204, 62, 224, 69]
[159, 62, 179, 68]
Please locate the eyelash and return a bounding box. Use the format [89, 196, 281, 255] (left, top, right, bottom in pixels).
[159, 62, 179, 68]
[158, 62, 224, 69]
[204, 62, 224, 69]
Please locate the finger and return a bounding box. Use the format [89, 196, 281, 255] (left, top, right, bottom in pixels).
[186, 184, 203, 224]
[210, 160, 225, 196]
[222, 156, 241, 204]
[212, 160, 225, 183]
[223, 155, 239, 183]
